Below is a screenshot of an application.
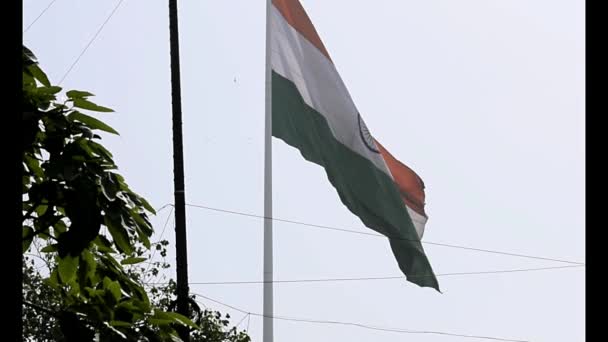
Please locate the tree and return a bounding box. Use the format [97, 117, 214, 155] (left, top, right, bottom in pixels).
[23, 239, 250, 342]
[22, 46, 250, 342]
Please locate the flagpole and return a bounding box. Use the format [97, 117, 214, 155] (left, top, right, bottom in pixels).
[168, 0, 191, 341]
[263, 0, 274, 341]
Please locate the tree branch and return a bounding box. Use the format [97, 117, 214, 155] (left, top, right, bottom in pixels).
[23, 300, 59, 318]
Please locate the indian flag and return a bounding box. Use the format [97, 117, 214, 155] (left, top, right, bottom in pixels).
[269, 0, 439, 291]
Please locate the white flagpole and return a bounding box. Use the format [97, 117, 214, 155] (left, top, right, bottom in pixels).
[263, 0, 274, 342]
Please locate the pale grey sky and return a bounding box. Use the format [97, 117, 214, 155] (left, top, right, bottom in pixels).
[24, 0, 585, 341]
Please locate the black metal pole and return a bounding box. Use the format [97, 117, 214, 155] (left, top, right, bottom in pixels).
[168, 1, 190, 341]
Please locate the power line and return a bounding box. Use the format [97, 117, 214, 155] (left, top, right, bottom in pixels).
[185, 265, 584, 285]
[234, 312, 251, 329]
[141, 265, 582, 286]
[156, 206, 175, 247]
[422, 241, 583, 265]
[182, 203, 584, 265]
[58, 0, 125, 85]
[24, 0, 59, 33]
[193, 293, 529, 342]
[195, 293, 246, 315]
[255, 313, 527, 342]
[156, 204, 173, 213]
[143, 206, 174, 281]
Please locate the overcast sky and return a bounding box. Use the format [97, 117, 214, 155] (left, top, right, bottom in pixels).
[24, 0, 584, 341]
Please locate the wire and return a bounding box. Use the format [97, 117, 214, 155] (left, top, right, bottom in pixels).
[141, 265, 582, 286]
[58, 0, 125, 85]
[155, 204, 173, 213]
[184, 203, 584, 265]
[195, 293, 246, 314]
[234, 312, 251, 329]
[193, 292, 529, 342]
[156, 206, 175, 246]
[144, 206, 174, 280]
[254, 313, 527, 342]
[24, 0, 59, 33]
[192, 265, 584, 285]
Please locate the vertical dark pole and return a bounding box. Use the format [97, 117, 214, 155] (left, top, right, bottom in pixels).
[168, 1, 190, 341]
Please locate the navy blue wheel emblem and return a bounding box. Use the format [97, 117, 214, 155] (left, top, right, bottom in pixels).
[358, 113, 380, 153]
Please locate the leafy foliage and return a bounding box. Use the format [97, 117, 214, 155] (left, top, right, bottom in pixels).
[22, 46, 250, 342]
[23, 253, 62, 341]
[149, 280, 250, 342]
[23, 239, 250, 342]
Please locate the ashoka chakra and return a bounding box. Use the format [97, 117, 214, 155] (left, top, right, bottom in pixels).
[358, 114, 380, 153]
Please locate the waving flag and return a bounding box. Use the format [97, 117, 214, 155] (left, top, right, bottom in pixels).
[270, 0, 439, 290]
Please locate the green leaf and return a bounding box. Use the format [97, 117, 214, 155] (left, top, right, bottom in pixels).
[84, 287, 99, 298]
[136, 227, 151, 249]
[139, 197, 156, 214]
[23, 226, 34, 253]
[94, 235, 117, 253]
[104, 277, 122, 301]
[116, 299, 150, 318]
[100, 176, 119, 201]
[53, 219, 67, 236]
[56, 206, 67, 216]
[104, 216, 134, 255]
[120, 257, 147, 265]
[131, 211, 153, 236]
[66, 90, 95, 99]
[23, 71, 35, 87]
[109, 283, 122, 301]
[89, 141, 114, 159]
[71, 155, 87, 162]
[76, 138, 95, 157]
[38, 86, 62, 95]
[148, 318, 175, 326]
[133, 214, 152, 231]
[29, 64, 50, 87]
[46, 269, 60, 289]
[113, 174, 132, 192]
[23, 46, 37, 64]
[58, 255, 79, 283]
[109, 320, 132, 328]
[153, 310, 199, 329]
[41, 244, 59, 253]
[67, 280, 81, 297]
[103, 276, 112, 288]
[72, 98, 114, 112]
[24, 155, 44, 178]
[81, 249, 97, 279]
[69, 111, 119, 135]
[35, 204, 48, 216]
[163, 311, 200, 329]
